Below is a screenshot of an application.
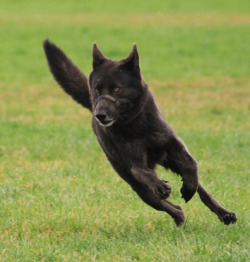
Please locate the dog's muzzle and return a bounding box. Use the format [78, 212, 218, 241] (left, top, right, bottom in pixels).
[95, 94, 132, 112]
[94, 94, 133, 127]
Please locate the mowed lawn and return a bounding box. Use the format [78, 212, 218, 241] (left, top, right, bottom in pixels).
[0, 0, 249, 261]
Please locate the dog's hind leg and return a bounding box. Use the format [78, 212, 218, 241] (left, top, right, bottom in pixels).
[197, 183, 237, 225]
[161, 137, 237, 224]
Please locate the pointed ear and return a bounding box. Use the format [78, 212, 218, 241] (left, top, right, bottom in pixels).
[92, 43, 107, 69]
[120, 44, 140, 75]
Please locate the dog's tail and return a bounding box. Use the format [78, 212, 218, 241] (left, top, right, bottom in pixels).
[43, 40, 92, 111]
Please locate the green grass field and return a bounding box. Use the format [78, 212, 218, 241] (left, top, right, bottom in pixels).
[0, 0, 249, 261]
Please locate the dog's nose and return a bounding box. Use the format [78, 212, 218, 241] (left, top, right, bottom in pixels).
[95, 113, 107, 122]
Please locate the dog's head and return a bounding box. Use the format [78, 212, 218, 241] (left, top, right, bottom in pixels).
[89, 44, 145, 127]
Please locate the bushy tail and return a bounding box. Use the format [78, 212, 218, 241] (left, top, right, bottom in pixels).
[43, 40, 92, 111]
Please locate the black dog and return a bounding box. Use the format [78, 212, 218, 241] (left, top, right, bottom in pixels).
[43, 40, 237, 226]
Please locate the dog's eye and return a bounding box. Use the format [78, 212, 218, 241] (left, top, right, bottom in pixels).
[114, 88, 119, 92]
[95, 88, 99, 94]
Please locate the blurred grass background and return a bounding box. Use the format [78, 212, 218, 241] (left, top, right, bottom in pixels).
[0, 0, 249, 261]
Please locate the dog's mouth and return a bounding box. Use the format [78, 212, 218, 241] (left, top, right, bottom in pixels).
[95, 118, 116, 127]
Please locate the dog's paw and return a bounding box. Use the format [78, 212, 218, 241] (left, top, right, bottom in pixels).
[173, 209, 186, 227]
[181, 185, 196, 203]
[154, 180, 171, 200]
[220, 212, 237, 225]
[181, 177, 198, 203]
[174, 216, 186, 227]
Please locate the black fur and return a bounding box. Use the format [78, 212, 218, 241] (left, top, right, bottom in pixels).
[43, 40, 237, 226]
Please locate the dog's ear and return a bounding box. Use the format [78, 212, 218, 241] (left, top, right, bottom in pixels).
[120, 44, 140, 76]
[43, 39, 92, 111]
[92, 43, 107, 69]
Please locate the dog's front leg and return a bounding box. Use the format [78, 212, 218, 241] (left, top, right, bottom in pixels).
[112, 163, 185, 226]
[164, 137, 199, 202]
[131, 165, 171, 200]
[131, 181, 185, 226]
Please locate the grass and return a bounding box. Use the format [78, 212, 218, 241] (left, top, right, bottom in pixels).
[0, 0, 249, 261]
